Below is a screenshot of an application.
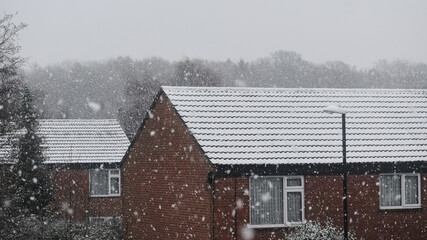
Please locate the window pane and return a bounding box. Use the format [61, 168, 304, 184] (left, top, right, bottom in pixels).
[110, 177, 120, 195]
[110, 169, 120, 175]
[90, 169, 109, 196]
[287, 192, 302, 222]
[380, 175, 401, 206]
[250, 177, 283, 225]
[287, 178, 302, 187]
[405, 176, 418, 205]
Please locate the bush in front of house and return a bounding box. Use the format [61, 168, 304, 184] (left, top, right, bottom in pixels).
[284, 219, 359, 240]
[0, 214, 122, 240]
[45, 219, 122, 240]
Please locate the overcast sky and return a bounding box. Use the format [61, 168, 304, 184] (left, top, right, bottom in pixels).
[2, 0, 427, 68]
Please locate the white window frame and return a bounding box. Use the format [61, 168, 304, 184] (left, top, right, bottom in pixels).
[379, 173, 421, 210]
[89, 169, 121, 197]
[249, 176, 305, 228]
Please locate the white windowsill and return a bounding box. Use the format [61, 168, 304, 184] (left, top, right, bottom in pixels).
[247, 222, 304, 229]
[90, 194, 121, 198]
[380, 205, 421, 210]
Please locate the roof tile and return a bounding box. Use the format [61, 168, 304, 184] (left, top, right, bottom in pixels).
[162, 86, 427, 165]
[1, 119, 129, 164]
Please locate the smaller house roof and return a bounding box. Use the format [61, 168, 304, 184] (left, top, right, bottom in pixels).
[38, 119, 130, 164]
[0, 119, 130, 164]
[162, 86, 427, 166]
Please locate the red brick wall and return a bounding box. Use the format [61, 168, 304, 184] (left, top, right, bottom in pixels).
[52, 169, 121, 222]
[213, 177, 237, 239]
[347, 174, 427, 239]
[121, 93, 214, 239]
[305, 175, 344, 227]
[213, 174, 427, 240]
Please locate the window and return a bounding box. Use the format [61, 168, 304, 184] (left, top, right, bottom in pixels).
[250, 176, 304, 227]
[379, 173, 421, 209]
[90, 169, 120, 197]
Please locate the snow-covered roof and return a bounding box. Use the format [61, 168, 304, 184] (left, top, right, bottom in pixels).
[162, 86, 427, 165]
[0, 119, 130, 164]
[38, 119, 129, 164]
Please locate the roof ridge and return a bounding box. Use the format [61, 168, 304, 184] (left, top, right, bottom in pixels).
[162, 86, 427, 92]
[38, 119, 119, 122]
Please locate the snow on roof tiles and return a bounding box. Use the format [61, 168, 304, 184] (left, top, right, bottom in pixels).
[0, 119, 130, 164]
[38, 119, 129, 164]
[162, 86, 427, 165]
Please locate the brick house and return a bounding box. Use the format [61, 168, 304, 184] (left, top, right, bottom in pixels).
[1, 119, 130, 223]
[40, 119, 130, 222]
[121, 87, 427, 239]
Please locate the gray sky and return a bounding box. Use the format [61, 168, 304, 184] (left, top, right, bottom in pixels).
[2, 0, 427, 68]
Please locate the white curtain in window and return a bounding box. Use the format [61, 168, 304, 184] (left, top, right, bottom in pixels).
[380, 175, 401, 206]
[287, 192, 302, 222]
[405, 176, 418, 205]
[90, 169, 109, 196]
[110, 177, 120, 194]
[250, 177, 283, 225]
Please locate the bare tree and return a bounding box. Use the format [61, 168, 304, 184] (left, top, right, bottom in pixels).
[0, 13, 27, 79]
[0, 13, 27, 145]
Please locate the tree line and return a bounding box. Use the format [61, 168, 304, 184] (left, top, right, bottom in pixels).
[24, 51, 427, 135]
